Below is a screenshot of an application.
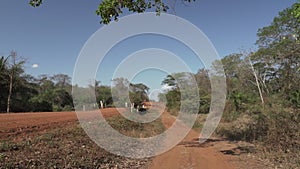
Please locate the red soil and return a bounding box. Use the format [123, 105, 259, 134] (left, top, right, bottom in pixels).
[0, 108, 122, 140]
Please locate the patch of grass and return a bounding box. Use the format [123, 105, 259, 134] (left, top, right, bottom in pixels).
[222, 111, 241, 122]
[168, 108, 179, 117]
[0, 153, 5, 160]
[192, 114, 206, 133]
[107, 110, 165, 138]
[0, 141, 21, 152]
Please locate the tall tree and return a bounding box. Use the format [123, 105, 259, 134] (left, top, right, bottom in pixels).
[6, 51, 26, 113]
[129, 83, 150, 106]
[0, 56, 8, 112]
[111, 77, 130, 107]
[0, 56, 7, 70]
[51, 74, 71, 89]
[255, 4, 300, 104]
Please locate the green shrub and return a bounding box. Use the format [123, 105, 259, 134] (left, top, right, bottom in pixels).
[62, 105, 74, 111]
[198, 95, 210, 114]
[29, 99, 53, 112]
[289, 90, 300, 108]
[52, 105, 62, 112]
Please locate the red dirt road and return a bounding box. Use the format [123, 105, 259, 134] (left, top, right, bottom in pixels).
[149, 112, 234, 169]
[0, 108, 122, 140]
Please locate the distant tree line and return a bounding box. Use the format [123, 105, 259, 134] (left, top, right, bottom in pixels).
[0, 56, 151, 113]
[72, 77, 150, 111]
[0, 56, 74, 113]
[105, 77, 149, 108]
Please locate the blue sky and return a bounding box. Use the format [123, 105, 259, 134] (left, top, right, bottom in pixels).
[0, 0, 296, 92]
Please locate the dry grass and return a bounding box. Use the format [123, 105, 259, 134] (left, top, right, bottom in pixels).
[216, 107, 300, 169]
[107, 110, 165, 138]
[0, 113, 165, 168]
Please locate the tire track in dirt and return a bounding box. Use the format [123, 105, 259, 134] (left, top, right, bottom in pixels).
[149, 111, 235, 169]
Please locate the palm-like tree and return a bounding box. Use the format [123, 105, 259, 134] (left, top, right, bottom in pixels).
[6, 52, 26, 113]
[0, 56, 8, 71]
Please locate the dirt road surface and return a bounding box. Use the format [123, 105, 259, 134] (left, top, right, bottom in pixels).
[149, 112, 235, 169]
[0, 108, 122, 140]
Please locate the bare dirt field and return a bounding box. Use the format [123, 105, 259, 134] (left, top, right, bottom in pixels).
[0, 108, 122, 140]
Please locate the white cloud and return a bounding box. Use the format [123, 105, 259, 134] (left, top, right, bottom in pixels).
[32, 64, 39, 68]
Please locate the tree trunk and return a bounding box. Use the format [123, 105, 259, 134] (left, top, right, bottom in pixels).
[6, 51, 16, 113]
[7, 74, 13, 113]
[248, 57, 265, 105]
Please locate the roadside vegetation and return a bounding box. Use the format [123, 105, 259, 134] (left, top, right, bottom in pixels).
[0, 61, 150, 112]
[159, 4, 300, 168]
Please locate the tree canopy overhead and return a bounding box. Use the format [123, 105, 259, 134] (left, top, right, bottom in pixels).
[28, 1, 300, 24]
[28, 0, 195, 24]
